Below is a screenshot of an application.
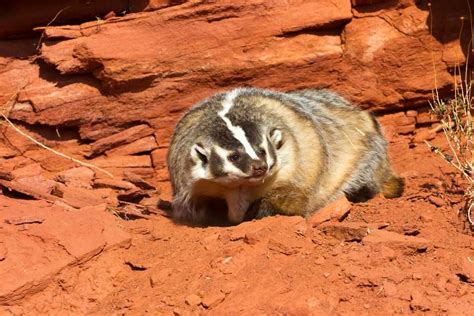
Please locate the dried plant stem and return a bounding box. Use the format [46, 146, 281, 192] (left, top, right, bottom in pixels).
[469, 202, 474, 225]
[426, 1, 473, 226]
[1, 113, 114, 178]
[1, 92, 114, 178]
[427, 67, 473, 226]
[424, 140, 472, 181]
[36, 6, 71, 50]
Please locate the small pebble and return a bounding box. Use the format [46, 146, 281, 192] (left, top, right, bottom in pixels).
[202, 292, 225, 309]
[185, 294, 201, 306]
[428, 195, 444, 207]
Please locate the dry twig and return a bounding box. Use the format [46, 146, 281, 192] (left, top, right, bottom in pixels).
[0, 91, 114, 178]
[36, 6, 71, 50]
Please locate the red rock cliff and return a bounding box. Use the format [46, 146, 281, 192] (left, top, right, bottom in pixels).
[0, 0, 471, 183]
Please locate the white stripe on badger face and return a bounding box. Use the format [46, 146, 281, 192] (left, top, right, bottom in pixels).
[218, 90, 259, 160]
[190, 144, 211, 180]
[191, 162, 211, 180]
[214, 145, 248, 178]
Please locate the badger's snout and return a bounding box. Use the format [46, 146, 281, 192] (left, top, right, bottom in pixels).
[250, 160, 268, 177]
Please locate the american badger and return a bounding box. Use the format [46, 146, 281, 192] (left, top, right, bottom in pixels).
[167, 88, 404, 225]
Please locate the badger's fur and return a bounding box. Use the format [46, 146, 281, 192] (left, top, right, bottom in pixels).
[167, 88, 404, 225]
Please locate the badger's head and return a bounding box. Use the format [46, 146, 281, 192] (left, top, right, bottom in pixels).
[188, 90, 285, 188]
[190, 121, 283, 186]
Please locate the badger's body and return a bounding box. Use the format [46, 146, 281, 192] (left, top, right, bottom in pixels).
[167, 88, 403, 225]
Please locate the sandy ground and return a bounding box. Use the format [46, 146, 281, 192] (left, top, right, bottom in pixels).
[1, 130, 474, 315]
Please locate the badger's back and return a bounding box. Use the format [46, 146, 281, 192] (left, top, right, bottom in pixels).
[246, 89, 385, 211]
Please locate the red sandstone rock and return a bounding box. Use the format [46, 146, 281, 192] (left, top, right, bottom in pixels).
[406, 110, 418, 117]
[106, 136, 158, 156]
[351, 0, 387, 6]
[2, 126, 39, 154]
[123, 171, 155, 190]
[0, 143, 18, 158]
[22, 149, 78, 172]
[1, 157, 30, 171]
[16, 175, 57, 196]
[1, 1, 464, 146]
[53, 183, 103, 208]
[0, 196, 130, 304]
[151, 148, 167, 170]
[267, 238, 300, 256]
[363, 229, 431, 252]
[398, 125, 416, 135]
[40, 25, 83, 40]
[0, 170, 12, 181]
[93, 178, 137, 191]
[0, 179, 62, 204]
[412, 128, 436, 143]
[457, 256, 474, 283]
[0, 130, 471, 314]
[88, 125, 155, 157]
[92, 155, 152, 168]
[0, 243, 7, 261]
[0, 1, 179, 38]
[55, 167, 95, 189]
[383, 281, 398, 297]
[310, 196, 351, 226]
[428, 195, 445, 207]
[417, 111, 438, 124]
[379, 112, 416, 127]
[79, 123, 125, 141]
[202, 291, 226, 309]
[107, 167, 156, 179]
[185, 294, 202, 306]
[11, 163, 42, 179]
[117, 188, 149, 203]
[0, 2, 472, 312]
[410, 290, 431, 312]
[319, 222, 369, 242]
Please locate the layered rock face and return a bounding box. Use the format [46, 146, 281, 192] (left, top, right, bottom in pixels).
[0, 0, 470, 184]
[0, 0, 471, 306]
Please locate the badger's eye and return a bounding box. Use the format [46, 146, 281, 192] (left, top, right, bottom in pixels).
[258, 148, 266, 157]
[228, 153, 241, 162]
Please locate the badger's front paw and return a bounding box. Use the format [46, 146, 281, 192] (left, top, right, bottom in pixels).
[246, 198, 277, 220]
[227, 207, 247, 224]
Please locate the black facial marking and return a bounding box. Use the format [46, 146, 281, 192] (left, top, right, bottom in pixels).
[207, 95, 272, 177]
[228, 152, 241, 162]
[235, 120, 263, 146]
[209, 149, 225, 177]
[230, 150, 253, 174]
[208, 119, 243, 150]
[194, 143, 208, 164]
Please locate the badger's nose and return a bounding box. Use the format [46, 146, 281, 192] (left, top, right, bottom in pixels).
[251, 160, 268, 177]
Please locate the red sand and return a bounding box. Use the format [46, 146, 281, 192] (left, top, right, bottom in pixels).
[1, 130, 473, 314]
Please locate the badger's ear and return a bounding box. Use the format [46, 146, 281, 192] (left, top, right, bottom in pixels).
[191, 143, 209, 164]
[270, 129, 283, 149]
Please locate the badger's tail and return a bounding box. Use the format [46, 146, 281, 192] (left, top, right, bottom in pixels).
[381, 174, 405, 198]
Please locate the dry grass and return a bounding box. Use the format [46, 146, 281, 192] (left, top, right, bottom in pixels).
[426, 68, 473, 225]
[425, 2, 473, 226]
